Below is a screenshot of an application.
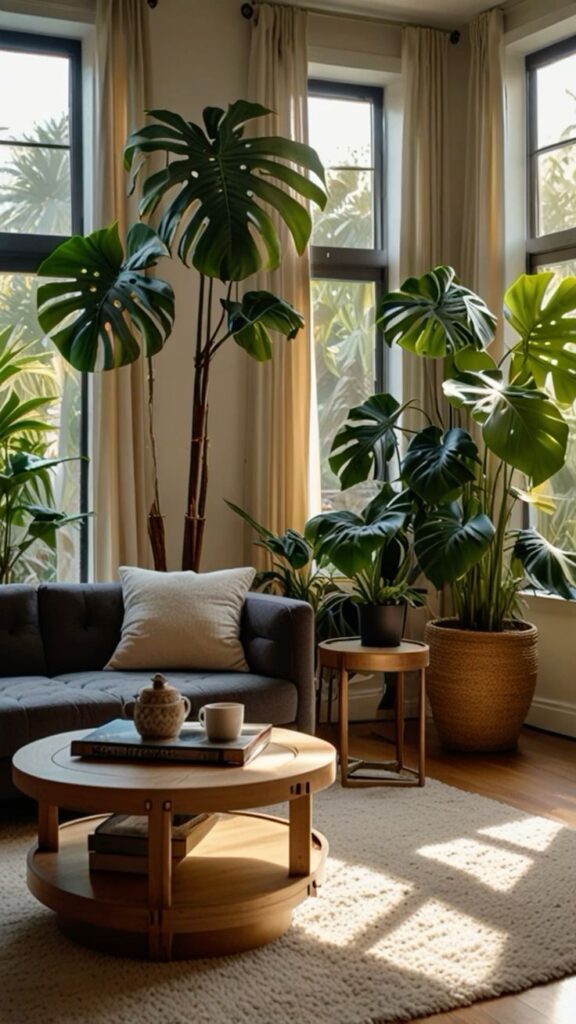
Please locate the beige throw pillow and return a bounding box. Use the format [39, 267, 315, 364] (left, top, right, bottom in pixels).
[105, 566, 256, 672]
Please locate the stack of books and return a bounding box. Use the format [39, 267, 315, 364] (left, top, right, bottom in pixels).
[71, 720, 273, 766]
[88, 812, 216, 874]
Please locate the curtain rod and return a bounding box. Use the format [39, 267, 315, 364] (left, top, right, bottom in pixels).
[240, 2, 461, 43]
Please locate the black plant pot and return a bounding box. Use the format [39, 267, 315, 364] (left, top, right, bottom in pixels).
[358, 603, 406, 647]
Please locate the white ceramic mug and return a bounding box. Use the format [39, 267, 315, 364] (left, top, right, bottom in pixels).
[198, 702, 244, 742]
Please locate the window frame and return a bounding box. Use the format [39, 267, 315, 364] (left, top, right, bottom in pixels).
[0, 27, 88, 580]
[308, 78, 388, 395]
[526, 36, 576, 267]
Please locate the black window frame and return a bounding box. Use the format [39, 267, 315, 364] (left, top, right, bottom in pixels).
[308, 79, 387, 393]
[0, 28, 88, 580]
[526, 36, 576, 268]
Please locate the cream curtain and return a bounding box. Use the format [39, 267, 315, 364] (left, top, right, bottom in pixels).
[399, 26, 450, 629]
[92, 0, 152, 579]
[460, 8, 506, 356]
[245, 3, 314, 566]
[399, 26, 450, 424]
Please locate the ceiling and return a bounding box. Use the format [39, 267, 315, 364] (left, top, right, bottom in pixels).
[279, 0, 501, 30]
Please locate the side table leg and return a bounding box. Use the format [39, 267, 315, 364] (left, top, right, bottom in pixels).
[418, 667, 426, 786]
[38, 802, 59, 851]
[147, 799, 173, 961]
[338, 662, 349, 785]
[395, 672, 405, 772]
[289, 789, 312, 876]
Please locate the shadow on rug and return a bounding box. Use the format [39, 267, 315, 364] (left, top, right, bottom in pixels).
[1, 779, 575, 1024]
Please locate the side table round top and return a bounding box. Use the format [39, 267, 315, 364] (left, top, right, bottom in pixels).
[318, 637, 430, 672]
[12, 727, 336, 815]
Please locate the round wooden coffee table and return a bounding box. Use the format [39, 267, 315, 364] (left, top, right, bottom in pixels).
[12, 727, 336, 961]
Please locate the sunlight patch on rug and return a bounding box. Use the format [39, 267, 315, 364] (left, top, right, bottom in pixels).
[368, 899, 507, 988]
[417, 836, 534, 892]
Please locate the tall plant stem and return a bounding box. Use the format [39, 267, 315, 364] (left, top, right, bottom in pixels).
[146, 355, 167, 571]
[182, 273, 207, 570]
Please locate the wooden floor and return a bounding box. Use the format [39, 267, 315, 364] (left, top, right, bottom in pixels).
[317, 718, 576, 1024]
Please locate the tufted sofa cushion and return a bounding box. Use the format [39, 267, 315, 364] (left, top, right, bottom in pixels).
[38, 582, 124, 675]
[0, 585, 46, 677]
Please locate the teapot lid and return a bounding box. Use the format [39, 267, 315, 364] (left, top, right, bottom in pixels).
[137, 673, 182, 704]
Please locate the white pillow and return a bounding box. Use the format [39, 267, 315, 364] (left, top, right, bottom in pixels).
[105, 566, 256, 672]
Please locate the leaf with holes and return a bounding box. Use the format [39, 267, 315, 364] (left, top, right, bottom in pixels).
[443, 370, 568, 485]
[328, 393, 410, 490]
[124, 101, 327, 281]
[505, 272, 576, 405]
[377, 265, 497, 357]
[36, 223, 175, 372]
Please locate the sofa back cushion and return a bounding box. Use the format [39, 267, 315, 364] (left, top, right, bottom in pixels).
[0, 585, 47, 677]
[38, 583, 124, 675]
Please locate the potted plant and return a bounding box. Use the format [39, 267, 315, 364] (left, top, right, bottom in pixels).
[323, 266, 576, 749]
[36, 101, 326, 571]
[225, 500, 356, 644]
[305, 484, 426, 647]
[0, 327, 87, 583]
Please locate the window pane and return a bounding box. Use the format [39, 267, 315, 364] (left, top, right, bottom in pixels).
[312, 278, 379, 513]
[0, 47, 71, 235]
[536, 54, 576, 150]
[0, 49, 69, 141]
[309, 94, 375, 249]
[0, 272, 82, 582]
[531, 260, 576, 553]
[536, 143, 576, 235]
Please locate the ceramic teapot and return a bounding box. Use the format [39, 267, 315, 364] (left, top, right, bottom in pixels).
[133, 674, 191, 739]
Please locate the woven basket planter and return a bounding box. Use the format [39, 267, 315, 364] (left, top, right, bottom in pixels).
[424, 618, 538, 752]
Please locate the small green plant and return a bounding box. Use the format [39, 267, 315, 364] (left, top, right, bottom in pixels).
[0, 327, 86, 584]
[225, 501, 356, 641]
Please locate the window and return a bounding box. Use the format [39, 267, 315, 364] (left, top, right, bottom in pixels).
[0, 29, 87, 581]
[526, 41, 576, 553]
[308, 81, 386, 513]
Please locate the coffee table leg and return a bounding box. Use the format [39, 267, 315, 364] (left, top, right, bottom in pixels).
[395, 671, 405, 771]
[38, 802, 59, 851]
[146, 799, 173, 961]
[338, 662, 349, 785]
[289, 790, 311, 876]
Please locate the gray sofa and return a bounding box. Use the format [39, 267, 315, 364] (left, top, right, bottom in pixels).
[0, 582, 315, 798]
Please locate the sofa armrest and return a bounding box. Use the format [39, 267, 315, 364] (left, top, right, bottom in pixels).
[242, 592, 315, 734]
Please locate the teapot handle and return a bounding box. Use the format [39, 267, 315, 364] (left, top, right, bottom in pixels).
[181, 695, 191, 719]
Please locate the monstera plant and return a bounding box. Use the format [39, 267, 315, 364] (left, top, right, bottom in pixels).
[319, 266, 576, 750]
[36, 101, 326, 571]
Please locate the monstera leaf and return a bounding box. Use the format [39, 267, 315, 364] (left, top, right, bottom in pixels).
[505, 272, 576, 406]
[328, 393, 410, 490]
[513, 528, 576, 599]
[402, 427, 479, 504]
[124, 101, 327, 280]
[222, 291, 304, 361]
[443, 370, 568, 485]
[305, 491, 409, 578]
[414, 510, 495, 590]
[37, 223, 175, 371]
[376, 265, 497, 357]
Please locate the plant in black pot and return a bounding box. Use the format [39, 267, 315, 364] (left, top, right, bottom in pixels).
[324, 266, 576, 750]
[305, 484, 426, 647]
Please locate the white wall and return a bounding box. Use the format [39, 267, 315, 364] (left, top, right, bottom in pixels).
[146, 0, 252, 571]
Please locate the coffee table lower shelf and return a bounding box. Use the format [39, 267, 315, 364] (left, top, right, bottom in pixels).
[27, 812, 327, 960]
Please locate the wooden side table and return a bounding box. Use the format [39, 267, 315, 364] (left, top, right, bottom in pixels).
[317, 638, 429, 787]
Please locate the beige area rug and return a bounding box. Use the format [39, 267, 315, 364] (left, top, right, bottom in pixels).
[1, 780, 576, 1024]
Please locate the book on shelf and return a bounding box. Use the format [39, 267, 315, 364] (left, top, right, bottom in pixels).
[88, 811, 217, 860]
[71, 719, 273, 766]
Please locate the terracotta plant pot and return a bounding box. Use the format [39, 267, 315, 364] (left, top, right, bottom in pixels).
[424, 618, 538, 752]
[358, 603, 406, 647]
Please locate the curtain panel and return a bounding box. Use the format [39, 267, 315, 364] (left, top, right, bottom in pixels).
[244, 2, 314, 567]
[461, 8, 506, 357]
[92, 0, 152, 579]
